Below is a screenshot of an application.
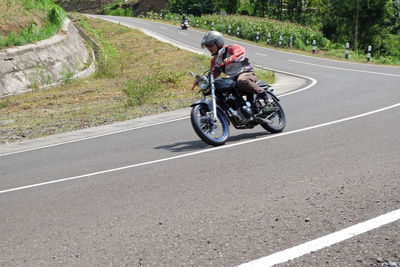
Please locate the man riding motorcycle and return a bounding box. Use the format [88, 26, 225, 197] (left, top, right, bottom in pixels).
[201, 31, 272, 112]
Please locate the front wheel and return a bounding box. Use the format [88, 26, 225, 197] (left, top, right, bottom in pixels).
[191, 105, 229, 146]
[260, 97, 286, 133]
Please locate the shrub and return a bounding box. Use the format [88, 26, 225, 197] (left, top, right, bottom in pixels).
[123, 76, 164, 106]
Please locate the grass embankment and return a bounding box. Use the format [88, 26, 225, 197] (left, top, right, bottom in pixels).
[0, 14, 274, 144]
[0, 0, 65, 49]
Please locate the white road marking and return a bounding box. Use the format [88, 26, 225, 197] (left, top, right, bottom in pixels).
[255, 53, 268, 57]
[1, 102, 399, 195]
[238, 208, 400, 267]
[0, 117, 189, 157]
[290, 59, 400, 77]
[254, 65, 317, 97]
[160, 26, 169, 30]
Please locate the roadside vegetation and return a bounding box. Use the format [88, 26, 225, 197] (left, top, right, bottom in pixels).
[0, 0, 66, 49]
[0, 14, 275, 144]
[103, 0, 400, 65]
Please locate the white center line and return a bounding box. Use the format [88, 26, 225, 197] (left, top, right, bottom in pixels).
[255, 52, 269, 57]
[1, 102, 400, 195]
[238, 208, 400, 267]
[290, 59, 400, 77]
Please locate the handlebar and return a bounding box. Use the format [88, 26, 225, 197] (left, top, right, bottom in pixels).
[191, 82, 197, 91]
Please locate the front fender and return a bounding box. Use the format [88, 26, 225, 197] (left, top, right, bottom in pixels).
[190, 99, 213, 110]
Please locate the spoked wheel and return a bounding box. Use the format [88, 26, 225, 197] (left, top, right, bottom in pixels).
[260, 97, 286, 133]
[190, 104, 229, 146]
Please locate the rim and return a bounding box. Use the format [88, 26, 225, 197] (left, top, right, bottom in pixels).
[196, 107, 228, 141]
[264, 102, 284, 128]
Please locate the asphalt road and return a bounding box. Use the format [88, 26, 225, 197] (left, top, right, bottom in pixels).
[1, 16, 400, 267]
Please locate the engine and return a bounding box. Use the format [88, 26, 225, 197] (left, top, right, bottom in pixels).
[223, 93, 253, 126]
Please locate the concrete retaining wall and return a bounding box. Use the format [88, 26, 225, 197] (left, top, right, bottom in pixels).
[0, 18, 94, 98]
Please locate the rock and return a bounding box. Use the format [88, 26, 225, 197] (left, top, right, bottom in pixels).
[376, 257, 384, 263]
[1, 120, 14, 126]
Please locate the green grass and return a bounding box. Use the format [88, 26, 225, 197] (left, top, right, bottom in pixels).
[0, 0, 66, 49]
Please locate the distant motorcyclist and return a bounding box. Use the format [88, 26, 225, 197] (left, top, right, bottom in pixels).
[201, 31, 271, 110]
[181, 15, 189, 30]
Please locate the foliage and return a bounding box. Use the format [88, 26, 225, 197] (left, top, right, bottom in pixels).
[184, 13, 331, 50]
[102, 0, 134, 17]
[164, 0, 400, 58]
[168, 0, 214, 16]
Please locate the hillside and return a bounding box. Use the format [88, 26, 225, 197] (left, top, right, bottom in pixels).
[57, 0, 168, 14]
[0, 0, 46, 38]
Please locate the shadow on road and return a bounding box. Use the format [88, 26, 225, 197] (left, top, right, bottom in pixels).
[154, 131, 270, 153]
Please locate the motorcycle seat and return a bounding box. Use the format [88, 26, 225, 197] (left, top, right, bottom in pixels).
[257, 80, 269, 88]
[215, 78, 236, 92]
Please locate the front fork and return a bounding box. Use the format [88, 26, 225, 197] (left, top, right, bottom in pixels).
[209, 73, 218, 122]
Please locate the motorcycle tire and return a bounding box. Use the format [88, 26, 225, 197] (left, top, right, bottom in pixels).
[260, 97, 286, 133]
[191, 104, 229, 146]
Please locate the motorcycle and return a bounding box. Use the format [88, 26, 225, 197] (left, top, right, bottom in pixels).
[181, 20, 189, 30]
[189, 65, 286, 146]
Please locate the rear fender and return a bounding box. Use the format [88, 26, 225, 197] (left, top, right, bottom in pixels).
[258, 80, 280, 101]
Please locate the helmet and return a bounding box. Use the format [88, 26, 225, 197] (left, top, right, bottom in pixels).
[201, 31, 225, 49]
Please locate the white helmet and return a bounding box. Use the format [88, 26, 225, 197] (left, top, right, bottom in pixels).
[201, 31, 225, 49]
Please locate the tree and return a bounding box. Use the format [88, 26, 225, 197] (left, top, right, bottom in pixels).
[167, 0, 213, 15]
[213, 0, 239, 14]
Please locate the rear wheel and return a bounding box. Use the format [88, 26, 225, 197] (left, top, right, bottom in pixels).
[191, 104, 229, 146]
[260, 97, 286, 133]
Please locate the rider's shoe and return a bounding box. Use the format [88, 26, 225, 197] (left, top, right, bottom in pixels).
[254, 91, 274, 114]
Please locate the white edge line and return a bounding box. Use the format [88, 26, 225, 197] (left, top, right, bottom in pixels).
[254, 64, 317, 97]
[0, 117, 188, 157]
[238, 208, 400, 267]
[1, 102, 399, 195]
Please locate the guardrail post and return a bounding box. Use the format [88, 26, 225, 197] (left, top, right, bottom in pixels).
[228, 25, 231, 35]
[290, 36, 293, 48]
[367, 45, 371, 62]
[256, 32, 260, 43]
[345, 43, 349, 59]
[267, 33, 270, 45]
[212, 21, 214, 31]
[279, 35, 282, 47]
[313, 40, 316, 54]
[237, 27, 240, 38]
[196, 20, 199, 27]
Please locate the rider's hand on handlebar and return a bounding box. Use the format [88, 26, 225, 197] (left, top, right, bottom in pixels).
[223, 57, 234, 65]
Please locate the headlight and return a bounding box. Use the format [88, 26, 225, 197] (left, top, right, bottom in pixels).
[197, 76, 209, 90]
